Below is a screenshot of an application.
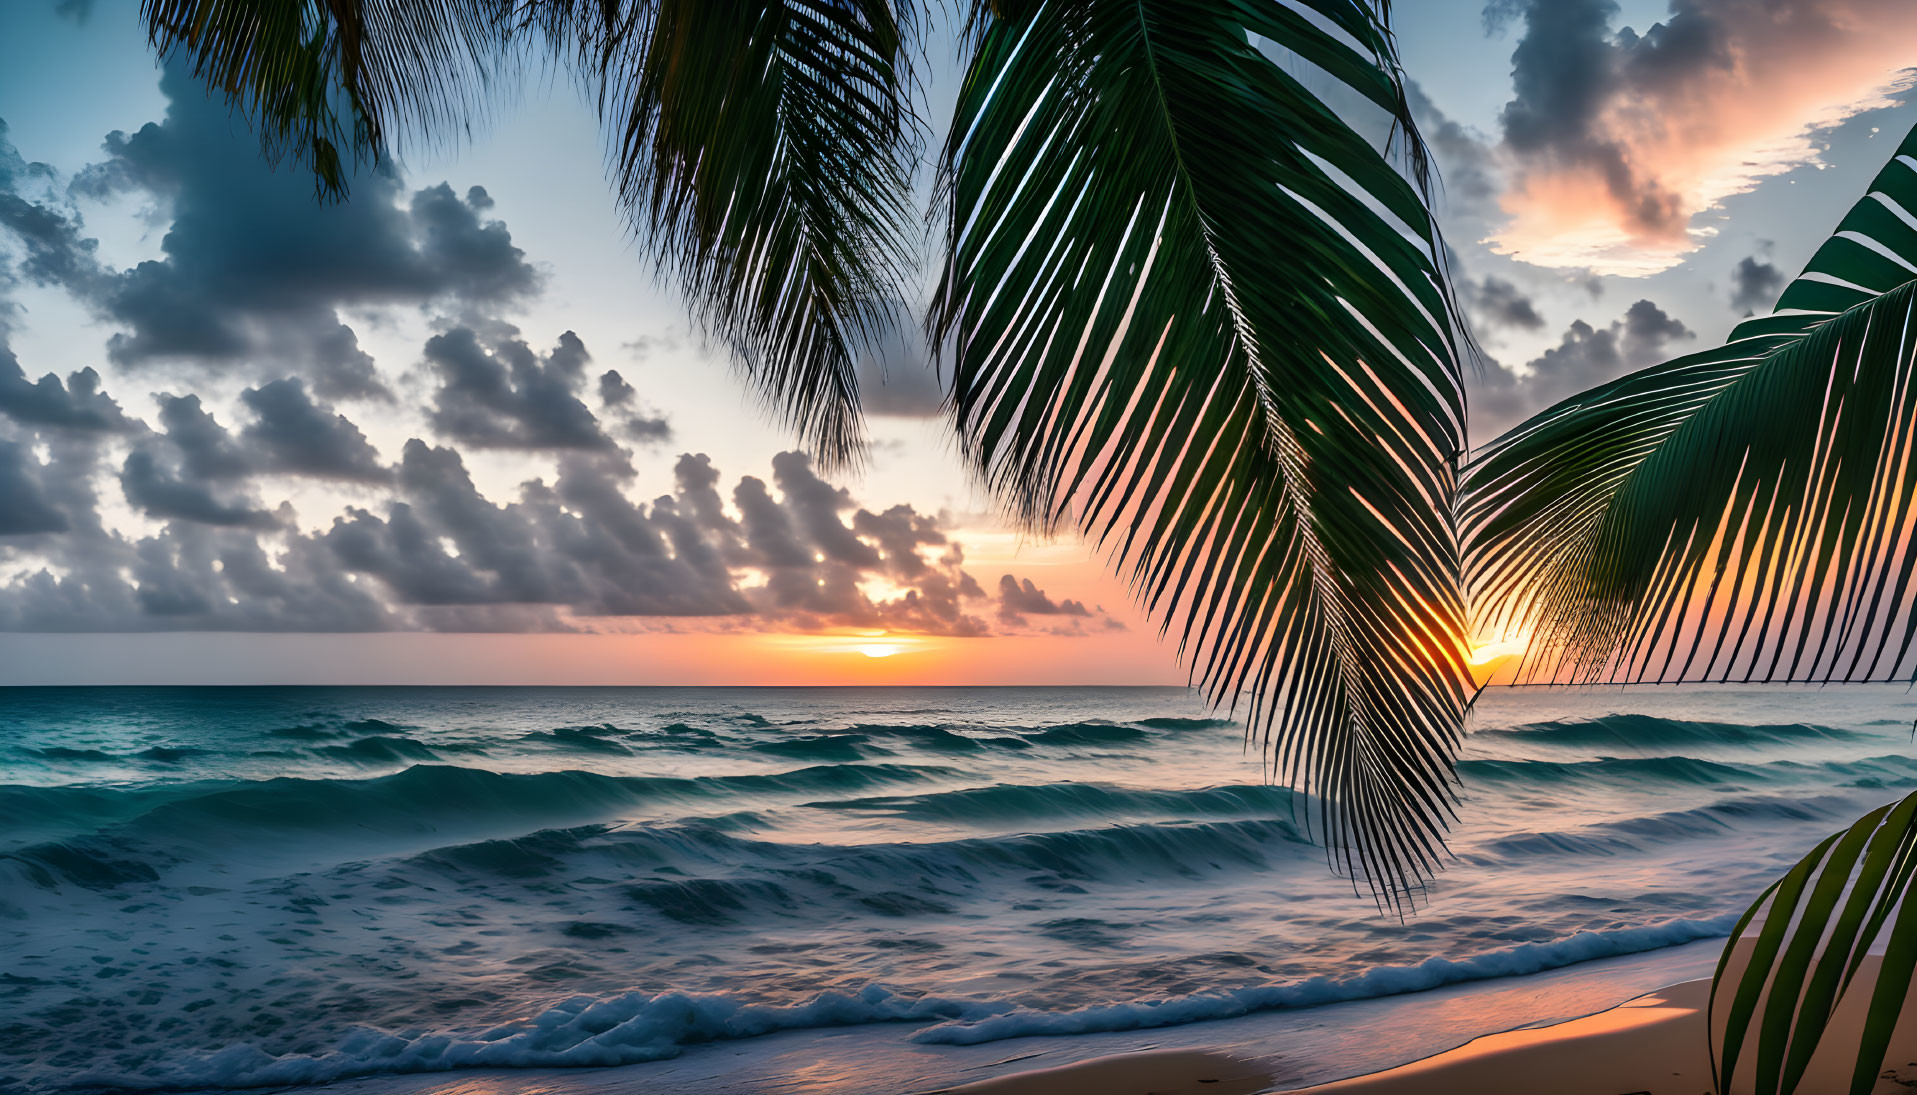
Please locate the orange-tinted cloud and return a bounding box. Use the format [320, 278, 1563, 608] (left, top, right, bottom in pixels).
[1489, 0, 1917, 274]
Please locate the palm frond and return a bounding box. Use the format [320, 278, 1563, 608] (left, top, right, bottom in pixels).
[1711, 789, 1917, 1095]
[141, 0, 504, 200]
[931, 0, 1471, 906]
[537, 0, 922, 471]
[1463, 125, 1917, 686]
[145, 0, 920, 470]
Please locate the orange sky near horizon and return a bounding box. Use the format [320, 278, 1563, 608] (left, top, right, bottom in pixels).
[0, 628, 1192, 687]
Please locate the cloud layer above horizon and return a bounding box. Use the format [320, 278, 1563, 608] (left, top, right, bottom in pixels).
[1486, 0, 1917, 274]
[0, 68, 1100, 639]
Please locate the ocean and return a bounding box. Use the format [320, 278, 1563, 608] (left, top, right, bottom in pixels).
[2, 684, 1913, 1093]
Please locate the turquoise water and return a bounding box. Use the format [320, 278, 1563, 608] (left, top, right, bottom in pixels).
[2, 685, 1913, 1092]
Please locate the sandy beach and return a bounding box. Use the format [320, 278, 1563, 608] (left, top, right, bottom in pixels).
[27, 692, 1914, 1095]
[934, 981, 1716, 1095]
[946, 948, 1917, 1095]
[209, 941, 1720, 1095]
[21, 3, 1917, 1094]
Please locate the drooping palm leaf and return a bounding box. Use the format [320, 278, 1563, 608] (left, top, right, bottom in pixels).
[552, 0, 923, 470]
[146, 0, 921, 468]
[931, 0, 1471, 904]
[141, 0, 502, 199]
[1710, 789, 1917, 1095]
[1463, 125, 1917, 686]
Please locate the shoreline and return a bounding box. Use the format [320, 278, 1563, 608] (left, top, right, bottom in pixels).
[932, 980, 1719, 1095]
[201, 940, 1917, 1095]
[947, 948, 1917, 1095]
[185, 939, 1725, 1095]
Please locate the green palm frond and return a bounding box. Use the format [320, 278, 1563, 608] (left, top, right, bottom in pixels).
[1711, 789, 1917, 1095]
[147, 0, 920, 470]
[1463, 125, 1917, 686]
[931, 0, 1471, 905]
[141, 0, 503, 200]
[563, 0, 923, 470]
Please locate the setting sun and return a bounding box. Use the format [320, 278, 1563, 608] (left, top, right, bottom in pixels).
[1467, 636, 1530, 666]
[17, 4, 1917, 1093]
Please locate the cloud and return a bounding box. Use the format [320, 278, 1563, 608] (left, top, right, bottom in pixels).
[0, 68, 1118, 642]
[0, 440, 67, 534]
[119, 449, 274, 529]
[152, 393, 250, 480]
[0, 122, 100, 302]
[47, 67, 540, 398]
[1408, 82, 1503, 229]
[620, 332, 681, 361]
[424, 326, 624, 451]
[238, 379, 390, 481]
[1488, 0, 1917, 274]
[594, 367, 674, 443]
[0, 347, 128, 432]
[996, 574, 1091, 625]
[724, 453, 988, 636]
[599, 370, 636, 407]
[1462, 276, 1547, 332]
[1473, 298, 1694, 440]
[1730, 252, 1786, 313]
[0, 355, 1088, 635]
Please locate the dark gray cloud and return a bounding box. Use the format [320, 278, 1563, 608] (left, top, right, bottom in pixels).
[119, 449, 274, 529]
[1484, 0, 1917, 271]
[309, 445, 1030, 634]
[1462, 277, 1547, 332]
[1731, 253, 1786, 314]
[0, 122, 100, 301]
[153, 393, 249, 480]
[0, 350, 1088, 635]
[599, 370, 636, 407]
[727, 454, 995, 636]
[594, 367, 674, 443]
[855, 504, 944, 580]
[41, 67, 540, 399]
[1491, 0, 1688, 240]
[238, 379, 391, 481]
[0, 347, 128, 432]
[0, 439, 67, 534]
[123, 382, 392, 487]
[0, 75, 1109, 640]
[997, 574, 1091, 625]
[771, 450, 882, 568]
[1473, 298, 1694, 442]
[424, 326, 619, 451]
[0, 492, 397, 632]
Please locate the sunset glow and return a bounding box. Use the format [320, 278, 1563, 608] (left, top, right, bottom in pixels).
[13, 4, 1917, 1094]
[1467, 637, 1530, 666]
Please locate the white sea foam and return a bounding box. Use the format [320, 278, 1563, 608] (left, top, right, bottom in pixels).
[15, 686, 1907, 1094]
[76, 915, 1736, 1090]
[910, 913, 1742, 1044]
[79, 986, 1013, 1089]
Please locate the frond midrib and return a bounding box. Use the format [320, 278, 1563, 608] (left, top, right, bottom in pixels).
[1477, 273, 1917, 684]
[1119, 0, 1369, 749]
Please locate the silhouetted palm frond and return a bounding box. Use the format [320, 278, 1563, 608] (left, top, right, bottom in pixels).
[932, 0, 1471, 906]
[1465, 126, 1917, 688]
[1712, 789, 1917, 1095]
[146, 0, 920, 469]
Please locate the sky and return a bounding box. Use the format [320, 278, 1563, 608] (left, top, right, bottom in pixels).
[0, 0, 1914, 684]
